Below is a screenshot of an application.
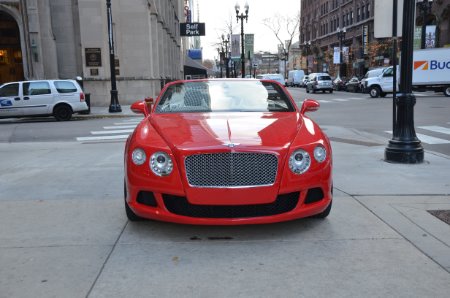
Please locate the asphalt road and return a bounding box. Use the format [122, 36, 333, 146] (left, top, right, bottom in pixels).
[1, 88, 449, 157]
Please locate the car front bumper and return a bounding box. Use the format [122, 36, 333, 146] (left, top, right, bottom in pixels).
[125, 166, 332, 225]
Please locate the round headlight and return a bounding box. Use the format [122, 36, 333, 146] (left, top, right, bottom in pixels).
[313, 145, 327, 163]
[289, 149, 311, 174]
[131, 148, 146, 165]
[150, 152, 173, 176]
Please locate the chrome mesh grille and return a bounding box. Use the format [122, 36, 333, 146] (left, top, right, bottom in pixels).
[185, 153, 278, 187]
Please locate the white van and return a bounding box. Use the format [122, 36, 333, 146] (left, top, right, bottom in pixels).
[286, 70, 305, 87]
[0, 79, 88, 121]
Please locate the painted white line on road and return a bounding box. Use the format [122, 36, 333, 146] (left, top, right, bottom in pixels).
[114, 121, 141, 125]
[385, 131, 450, 144]
[318, 100, 332, 103]
[76, 135, 130, 142]
[91, 129, 134, 135]
[347, 97, 365, 100]
[104, 125, 137, 129]
[122, 118, 143, 122]
[418, 126, 450, 136]
[333, 98, 349, 102]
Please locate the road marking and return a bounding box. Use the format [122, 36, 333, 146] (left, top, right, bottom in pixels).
[91, 129, 134, 135]
[418, 126, 450, 136]
[76, 135, 130, 142]
[104, 125, 137, 129]
[333, 98, 349, 102]
[385, 131, 450, 144]
[318, 100, 332, 103]
[347, 97, 365, 100]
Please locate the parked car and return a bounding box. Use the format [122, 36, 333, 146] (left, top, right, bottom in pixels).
[332, 77, 347, 91]
[301, 75, 310, 87]
[286, 70, 305, 87]
[256, 73, 286, 86]
[0, 79, 88, 121]
[124, 79, 333, 224]
[345, 77, 361, 93]
[306, 73, 333, 93]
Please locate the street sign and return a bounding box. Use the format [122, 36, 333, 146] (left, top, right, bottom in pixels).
[374, 0, 403, 38]
[180, 23, 205, 36]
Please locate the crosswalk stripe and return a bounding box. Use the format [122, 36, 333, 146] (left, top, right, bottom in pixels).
[418, 126, 450, 135]
[319, 100, 332, 103]
[91, 129, 134, 135]
[104, 125, 137, 129]
[333, 98, 349, 102]
[76, 135, 130, 142]
[385, 131, 450, 144]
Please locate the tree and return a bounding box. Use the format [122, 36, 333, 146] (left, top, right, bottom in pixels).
[262, 12, 300, 77]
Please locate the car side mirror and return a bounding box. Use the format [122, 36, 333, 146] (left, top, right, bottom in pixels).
[300, 99, 320, 114]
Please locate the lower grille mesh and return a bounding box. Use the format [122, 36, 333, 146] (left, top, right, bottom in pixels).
[162, 192, 300, 218]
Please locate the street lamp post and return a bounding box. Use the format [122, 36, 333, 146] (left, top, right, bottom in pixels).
[106, 0, 121, 113]
[417, 0, 433, 49]
[337, 27, 346, 79]
[303, 41, 311, 73]
[222, 34, 230, 78]
[217, 48, 223, 78]
[385, 0, 424, 163]
[235, 2, 249, 78]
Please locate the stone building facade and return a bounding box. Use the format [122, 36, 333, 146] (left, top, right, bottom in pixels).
[0, 0, 185, 105]
[300, 0, 450, 78]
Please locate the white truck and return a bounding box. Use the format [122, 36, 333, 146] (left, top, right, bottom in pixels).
[363, 48, 450, 98]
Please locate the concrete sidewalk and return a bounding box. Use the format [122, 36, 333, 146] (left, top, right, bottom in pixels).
[0, 115, 450, 296]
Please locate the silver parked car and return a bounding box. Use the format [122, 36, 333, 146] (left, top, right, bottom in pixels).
[306, 73, 333, 93]
[0, 79, 88, 121]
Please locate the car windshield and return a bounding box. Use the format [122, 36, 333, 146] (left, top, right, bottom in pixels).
[155, 80, 295, 113]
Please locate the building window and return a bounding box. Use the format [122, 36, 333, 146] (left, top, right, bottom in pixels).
[367, 4, 370, 18]
[361, 5, 365, 20]
[357, 7, 360, 22]
[350, 11, 353, 25]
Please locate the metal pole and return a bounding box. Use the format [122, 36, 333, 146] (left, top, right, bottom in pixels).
[392, 0, 398, 134]
[385, 0, 424, 163]
[106, 0, 121, 113]
[240, 18, 245, 78]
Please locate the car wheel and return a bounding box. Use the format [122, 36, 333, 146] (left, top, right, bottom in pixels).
[314, 200, 332, 218]
[329, 89, 333, 93]
[53, 104, 72, 121]
[444, 86, 450, 97]
[306, 87, 310, 93]
[124, 180, 144, 221]
[369, 86, 381, 98]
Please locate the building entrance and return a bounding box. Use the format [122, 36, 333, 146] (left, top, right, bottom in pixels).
[0, 11, 24, 84]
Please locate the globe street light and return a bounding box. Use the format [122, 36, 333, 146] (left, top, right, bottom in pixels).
[417, 0, 433, 49]
[235, 2, 249, 78]
[222, 34, 230, 78]
[336, 27, 346, 79]
[106, 0, 121, 113]
[303, 41, 311, 73]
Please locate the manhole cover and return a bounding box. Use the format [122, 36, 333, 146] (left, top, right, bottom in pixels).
[428, 210, 450, 225]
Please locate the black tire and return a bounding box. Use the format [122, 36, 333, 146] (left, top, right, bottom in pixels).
[444, 86, 450, 97]
[306, 87, 310, 93]
[329, 89, 333, 93]
[53, 105, 72, 121]
[313, 200, 332, 218]
[369, 86, 381, 98]
[124, 180, 144, 221]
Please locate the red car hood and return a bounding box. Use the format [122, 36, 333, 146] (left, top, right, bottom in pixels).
[150, 112, 301, 151]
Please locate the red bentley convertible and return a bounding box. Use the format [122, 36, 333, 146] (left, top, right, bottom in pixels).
[124, 79, 332, 225]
